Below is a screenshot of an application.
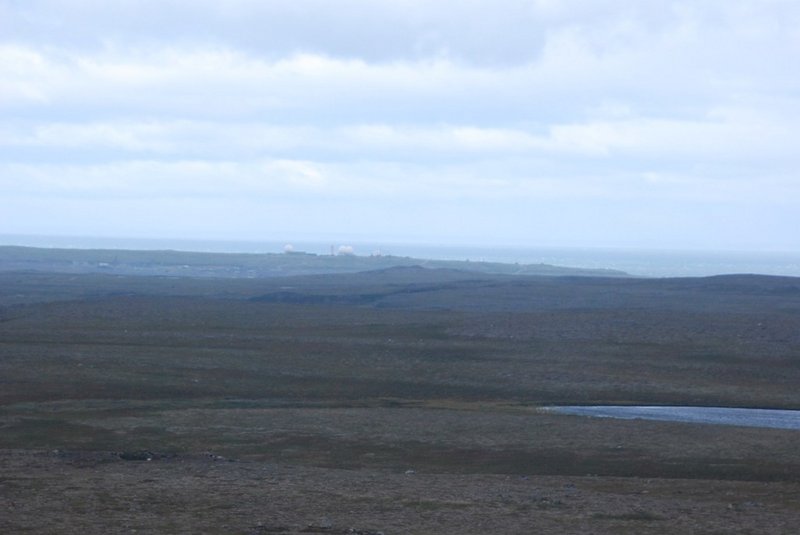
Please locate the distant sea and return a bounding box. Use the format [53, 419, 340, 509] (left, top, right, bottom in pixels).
[2, 234, 799, 278]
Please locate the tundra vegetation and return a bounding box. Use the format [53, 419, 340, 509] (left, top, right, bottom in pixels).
[1, 247, 800, 534]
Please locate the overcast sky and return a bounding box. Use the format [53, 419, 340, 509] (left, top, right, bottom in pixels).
[1, 0, 798, 251]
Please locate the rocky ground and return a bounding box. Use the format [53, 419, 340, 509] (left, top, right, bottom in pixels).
[3, 449, 800, 535]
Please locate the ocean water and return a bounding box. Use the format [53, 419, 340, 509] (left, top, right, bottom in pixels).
[2, 234, 799, 278]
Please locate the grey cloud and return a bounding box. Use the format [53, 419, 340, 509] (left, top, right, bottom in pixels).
[3, 0, 553, 64]
[10, 0, 794, 66]
[1, 0, 799, 250]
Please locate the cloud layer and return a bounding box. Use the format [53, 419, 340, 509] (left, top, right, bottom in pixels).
[1, 1, 799, 250]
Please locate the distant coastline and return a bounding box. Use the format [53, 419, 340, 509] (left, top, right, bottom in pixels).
[0, 243, 629, 279]
[1, 234, 799, 278]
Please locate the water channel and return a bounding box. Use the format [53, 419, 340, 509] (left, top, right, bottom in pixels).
[543, 406, 800, 430]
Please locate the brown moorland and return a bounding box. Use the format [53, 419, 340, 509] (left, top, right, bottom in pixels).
[1, 265, 800, 534]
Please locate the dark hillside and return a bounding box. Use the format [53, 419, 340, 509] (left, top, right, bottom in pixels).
[2, 268, 800, 534]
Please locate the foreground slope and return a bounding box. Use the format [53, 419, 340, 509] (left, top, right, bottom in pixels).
[1, 268, 800, 533]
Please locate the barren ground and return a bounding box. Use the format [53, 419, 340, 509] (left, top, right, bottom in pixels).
[2, 269, 800, 533]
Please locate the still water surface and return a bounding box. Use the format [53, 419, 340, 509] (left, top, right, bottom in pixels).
[544, 406, 800, 430]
